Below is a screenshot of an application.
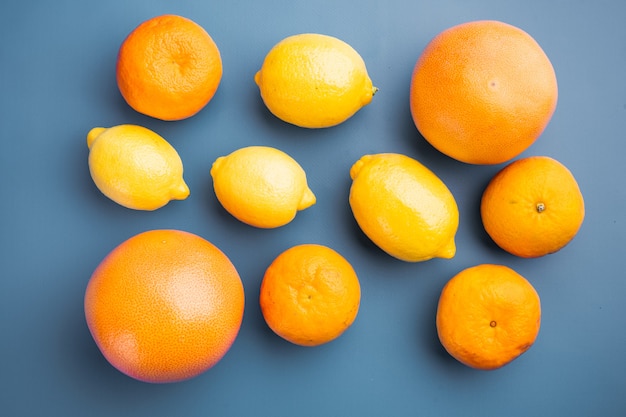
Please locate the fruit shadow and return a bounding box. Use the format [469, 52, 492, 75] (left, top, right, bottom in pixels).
[412, 279, 462, 369]
[249, 93, 307, 137]
[247, 88, 368, 146]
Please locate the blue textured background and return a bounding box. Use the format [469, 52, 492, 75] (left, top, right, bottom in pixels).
[2, 1, 625, 416]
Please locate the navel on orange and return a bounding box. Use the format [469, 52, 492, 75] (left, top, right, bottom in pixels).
[259, 244, 361, 346]
[481, 156, 585, 258]
[116, 14, 222, 121]
[84, 229, 245, 383]
[436, 264, 541, 370]
[410, 20, 558, 164]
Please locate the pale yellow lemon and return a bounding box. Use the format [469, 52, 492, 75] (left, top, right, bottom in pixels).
[349, 153, 459, 262]
[254, 33, 377, 128]
[87, 125, 189, 211]
[210, 146, 316, 228]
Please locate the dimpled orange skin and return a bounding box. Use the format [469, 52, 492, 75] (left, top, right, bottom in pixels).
[84, 230, 244, 383]
[260, 244, 361, 347]
[116, 15, 222, 121]
[436, 264, 541, 370]
[481, 156, 585, 258]
[410, 20, 558, 164]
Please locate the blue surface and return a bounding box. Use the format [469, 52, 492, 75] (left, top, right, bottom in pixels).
[2, 1, 625, 416]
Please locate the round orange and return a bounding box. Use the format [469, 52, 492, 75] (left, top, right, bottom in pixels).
[410, 20, 558, 165]
[84, 229, 244, 383]
[436, 264, 541, 370]
[481, 155, 585, 258]
[259, 244, 361, 347]
[116, 14, 222, 121]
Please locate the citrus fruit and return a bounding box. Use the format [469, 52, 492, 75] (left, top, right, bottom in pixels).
[481, 155, 585, 258]
[259, 244, 361, 346]
[84, 229, 245, 383]
[349, 153, 459, 262]
[210, 146, 316, 228]
[254, 33, 377, 128]
[436, 264, 541, 370]
[116, 14, 222, 121]
[410, 20, 558, 164]
[87, 124, 189, 211]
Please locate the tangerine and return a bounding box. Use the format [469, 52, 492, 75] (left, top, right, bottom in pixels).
[259, 244, 361, 346]
[116, 14, 222, 121]
[481, 156, 585, 258]
[436, 264, 541, 370]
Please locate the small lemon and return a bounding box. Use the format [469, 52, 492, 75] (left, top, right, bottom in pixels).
[254, 33, 377, 128]
[210, 146, 316, 228]
[349, 153, 459, 262]
[87, 124, 189, 211]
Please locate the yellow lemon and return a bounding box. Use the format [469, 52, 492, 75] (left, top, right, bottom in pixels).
[87, 125, 189, 211]
[349, 153, 459, 262]
[210, 146, 316, 228]
[254, 33, 377, 128]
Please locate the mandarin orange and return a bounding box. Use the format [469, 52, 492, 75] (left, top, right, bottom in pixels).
[259, 244, 361, 346]
[116, 14, 222, 121]
[436, 264, 541, 370]
[481, 156, 585, 258]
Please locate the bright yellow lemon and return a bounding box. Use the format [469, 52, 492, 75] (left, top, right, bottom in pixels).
[255, 33, 377, 128]
[349, 153, 459, 262]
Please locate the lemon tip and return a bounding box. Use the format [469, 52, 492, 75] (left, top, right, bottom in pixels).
[436, 239, 457, 259]
[171, 180, 190, 200]
[254, 71, 261, 87]
[349, 156, 371, 180]
[298, 187, 317, 210]
[87, 127, 106, 149]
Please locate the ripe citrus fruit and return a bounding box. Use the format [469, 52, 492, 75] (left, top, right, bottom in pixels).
[116, 14, 222, 121]
[436, 264, 541, 370]
[481, 156, 585, 258]
[260, 244, 361, 346]
[254, 33, 377, 128]
[210, 146, 316, 228]
[84, 229, 245, 383]
[87, 125, 189, 211]
[349, 153, 459, 262]
[410, 20, 558, 164]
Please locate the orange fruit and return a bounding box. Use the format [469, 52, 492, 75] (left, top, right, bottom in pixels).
[436, 264, 541, 370]
[410, 20, 558, 164]
[116, 14, 222, 121]
[481, 156, 585, 258]
[84, 229, 244, 383]
[259, 244, 361, 346]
